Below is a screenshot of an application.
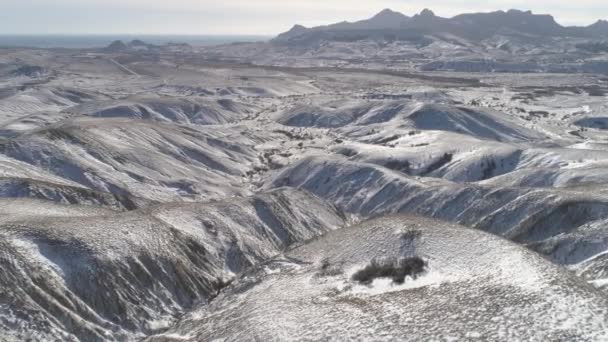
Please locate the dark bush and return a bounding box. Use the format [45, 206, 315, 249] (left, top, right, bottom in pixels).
[352, 257, 426, 285]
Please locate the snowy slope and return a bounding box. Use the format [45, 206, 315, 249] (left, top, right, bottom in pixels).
[265, 155, 608, 270]
[2, 118, 262, 202]
[148, 216, 608, 341]
[0, 189, 345, 341]
[74, 96, 259, 125]
[275, 98, 542, 142]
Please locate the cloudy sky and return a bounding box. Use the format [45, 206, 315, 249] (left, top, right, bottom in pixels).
[1, 0, 607, 35]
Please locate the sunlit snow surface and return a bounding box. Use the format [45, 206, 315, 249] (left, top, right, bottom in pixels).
[0, 189, 346, 341]
[148, 216, 608, 341]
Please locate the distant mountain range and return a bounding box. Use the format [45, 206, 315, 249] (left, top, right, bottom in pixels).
[274, 9, 608, 44]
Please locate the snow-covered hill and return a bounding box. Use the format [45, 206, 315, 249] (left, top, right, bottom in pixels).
[148, 216, 608, 341]
[0, 189, 345, 341]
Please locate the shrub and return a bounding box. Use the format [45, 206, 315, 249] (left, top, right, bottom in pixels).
[352, 257, 426, 285]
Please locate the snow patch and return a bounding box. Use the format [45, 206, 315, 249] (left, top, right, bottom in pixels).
[348, 269, 448, 296]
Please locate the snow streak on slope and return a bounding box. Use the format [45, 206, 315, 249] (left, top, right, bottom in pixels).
[2, 118, 262, 203]
[265, 155, 608, 267]
[275, 97, 543, 142]
[74, 96, 259, 125]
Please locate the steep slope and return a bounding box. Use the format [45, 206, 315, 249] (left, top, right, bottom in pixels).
[274, 99, 382, 128]
[0, 87, 102, 135]
[403, 103, 541, 142]
[333, 132, 608, 185]
[73, 96, 259, 125]
[0, 155, 144, 209]
[265, 156, 608, 278]
[587, 20, 608, 36]
[276, 98, 542, 142]
[148, 216, 608, 341]
[1, 118, 262, 202]
[0, 189, 346, 341]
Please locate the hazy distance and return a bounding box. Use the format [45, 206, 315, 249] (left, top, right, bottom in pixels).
[2, 0, 608, 35]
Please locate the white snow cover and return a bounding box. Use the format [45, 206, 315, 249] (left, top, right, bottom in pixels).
[0, 189, 346, 341]
[148, 216, 608, 341]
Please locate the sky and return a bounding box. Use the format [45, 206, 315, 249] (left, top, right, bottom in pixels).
[1, 0, 607, 35]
